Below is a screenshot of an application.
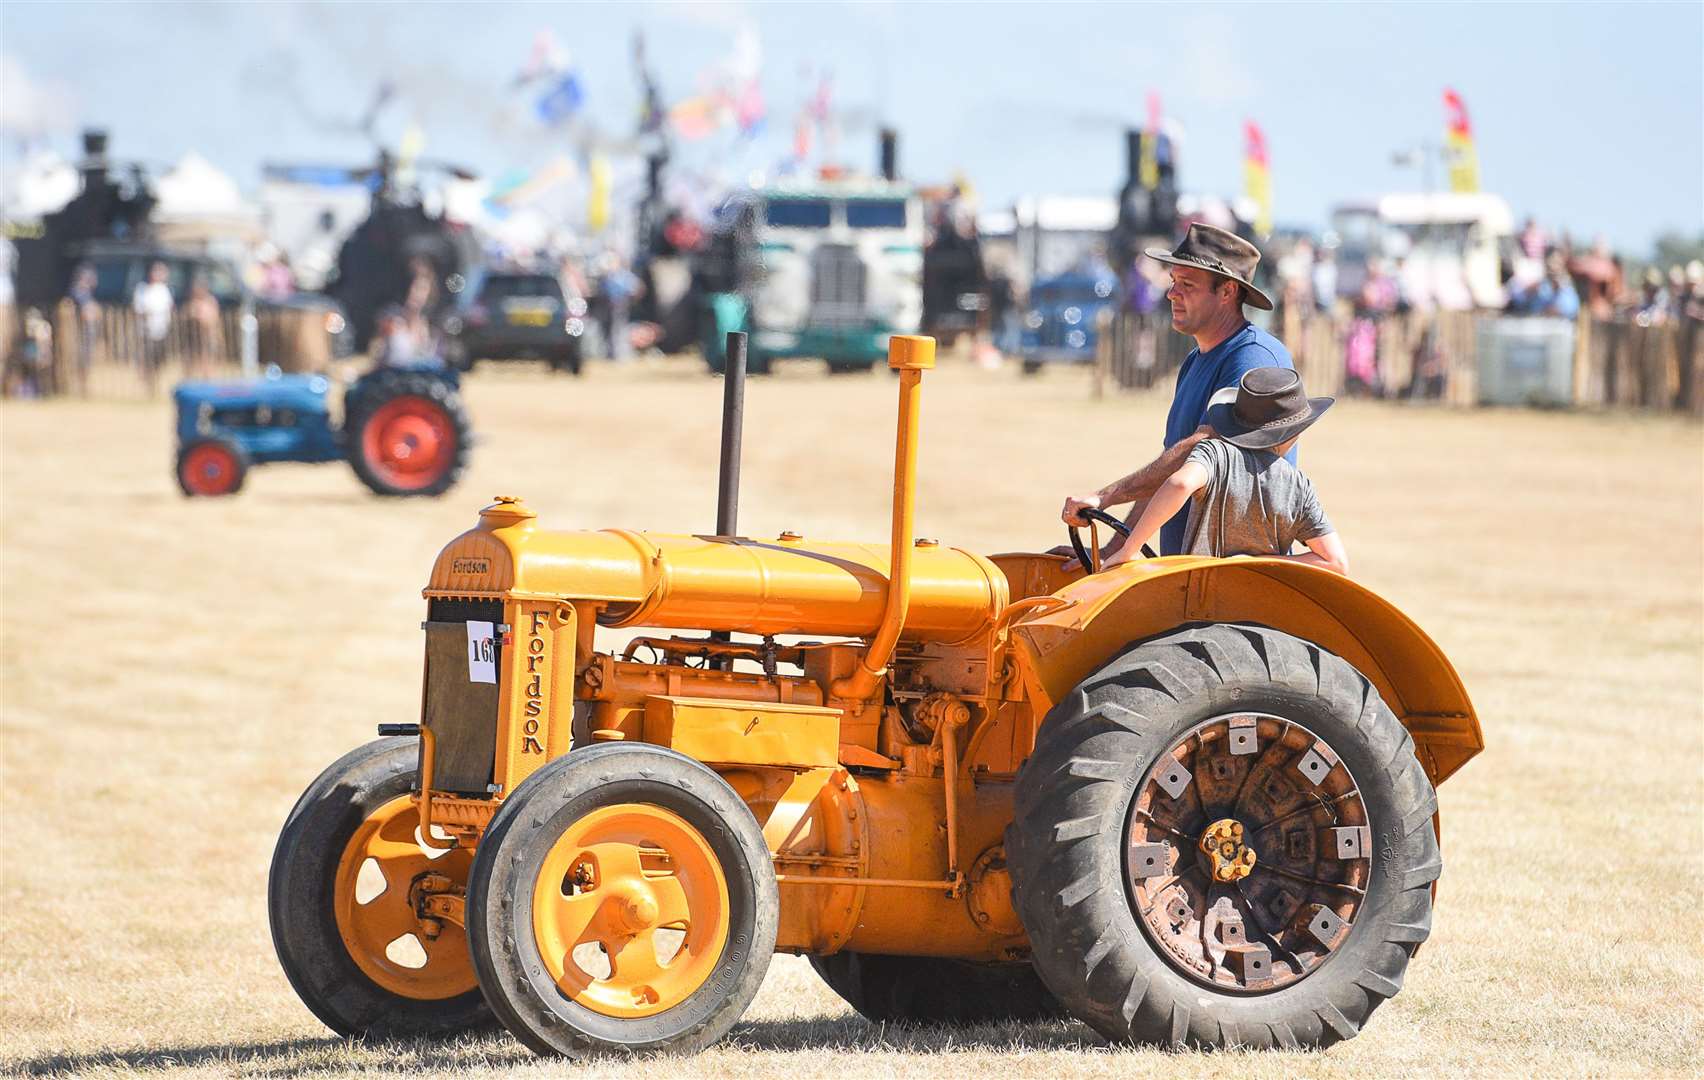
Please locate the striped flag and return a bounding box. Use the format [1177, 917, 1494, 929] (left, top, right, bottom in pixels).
[1443, 88, 1480, 193]
[1243, 120, 1271, 236]
[1139, 91, 1162, 190]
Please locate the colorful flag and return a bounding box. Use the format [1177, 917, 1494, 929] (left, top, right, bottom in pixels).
[1443, 88, 1480, 193]
[514, 30, 566, 88]
[1243, 120, 1271, 236]
[587, 154, 611, 233]
[669, 96, 721, 140]
[793, 113, 812, 160]
[1138, 91, 1163, 191]
[735, 78, 766, 138]
[535, 71, 585, 126]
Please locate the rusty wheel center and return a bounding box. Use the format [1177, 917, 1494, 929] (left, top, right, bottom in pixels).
[1125, 713, 1371, 993]
[1198, 818, 1256, 882]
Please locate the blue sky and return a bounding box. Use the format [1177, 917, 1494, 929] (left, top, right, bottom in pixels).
[3, 1, 1699, 252]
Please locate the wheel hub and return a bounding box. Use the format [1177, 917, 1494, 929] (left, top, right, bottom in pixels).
[1124, 713, 1371, 993]
[531, 803, 732, 1019]
[331, 794, 478, 1000]
[607, 880, 661, 934]
[1197, 818, 1256, 882]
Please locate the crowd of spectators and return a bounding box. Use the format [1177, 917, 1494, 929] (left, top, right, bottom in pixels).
[1503, 220, 1703, 327]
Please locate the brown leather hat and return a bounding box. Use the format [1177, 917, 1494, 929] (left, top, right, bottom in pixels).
[1145, 222, 1274, 311]
[1205, 366, 1333, 449]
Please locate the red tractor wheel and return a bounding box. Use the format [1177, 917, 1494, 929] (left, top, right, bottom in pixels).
[176, 438, 248, 497]
[345, 371, 471, 497]
[361, 396, 453, 489]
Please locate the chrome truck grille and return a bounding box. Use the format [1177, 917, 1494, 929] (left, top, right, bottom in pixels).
[420, 597, 503, 795]
[810, 244, 867, 326]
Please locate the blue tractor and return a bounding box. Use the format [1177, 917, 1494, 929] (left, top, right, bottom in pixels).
[172, 363, 472, 497]
[1017, 267, 1121, 375]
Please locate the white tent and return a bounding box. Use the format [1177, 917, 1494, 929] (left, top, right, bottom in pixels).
[154, 152, 264, 244]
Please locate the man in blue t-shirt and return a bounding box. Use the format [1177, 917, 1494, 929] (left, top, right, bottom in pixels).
[1061, 223, 1295, 558]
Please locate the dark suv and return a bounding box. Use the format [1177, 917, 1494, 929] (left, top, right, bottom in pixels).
[443, 270, 585, 374]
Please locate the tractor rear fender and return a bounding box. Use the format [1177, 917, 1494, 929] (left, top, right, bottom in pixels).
[1008, 557, 1482, 787]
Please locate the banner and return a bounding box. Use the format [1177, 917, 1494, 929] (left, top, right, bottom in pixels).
[1139, 91, 1162, 190]
[1443, 88, 1480, 194]
[1243, 120, 1271, 236]
[587, 154, 611, 234]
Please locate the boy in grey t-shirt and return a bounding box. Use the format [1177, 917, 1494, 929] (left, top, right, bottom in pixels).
[1104, 367, 1349, 575]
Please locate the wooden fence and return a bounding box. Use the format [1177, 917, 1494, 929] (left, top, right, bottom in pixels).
[1097, 307, 1703, 416]
[1, 301, 336, 400]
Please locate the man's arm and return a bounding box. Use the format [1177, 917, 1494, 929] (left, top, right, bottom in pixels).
[1282, 532, 1349, 576]
[1101, 460, 1209, 569]
[1060, 424, 1214, 526]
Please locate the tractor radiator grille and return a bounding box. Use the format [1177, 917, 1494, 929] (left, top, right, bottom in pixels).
[810, 244, 867, 325]
[420, 598, 504, 796]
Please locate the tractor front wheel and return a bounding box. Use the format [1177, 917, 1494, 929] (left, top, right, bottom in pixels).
[808, 952, 1063, 1026]
[175, 437, 248, 497]
[268, 738, 490, 1037]
[466, 744, 778, 1057]
[1007, 623, 1440, 1050]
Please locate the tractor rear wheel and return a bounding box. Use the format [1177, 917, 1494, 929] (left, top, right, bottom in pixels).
[808, 952, 1063, 1026]
[466, 744, 778, 1056]
[1006, 623, 1440, 1050]
[175, 437, 248, 497]
[268, 738, 490, 1037]
[345, 371, 470, 497]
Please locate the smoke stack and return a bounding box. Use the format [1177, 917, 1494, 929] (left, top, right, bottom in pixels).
[80, 129, 110, 185]
[879, 128, 898, 181]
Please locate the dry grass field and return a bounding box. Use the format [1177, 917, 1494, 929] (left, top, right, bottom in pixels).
[2, 358, 1700, 1078]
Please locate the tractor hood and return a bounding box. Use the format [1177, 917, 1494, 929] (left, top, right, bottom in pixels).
[425, 496, 1007, 639]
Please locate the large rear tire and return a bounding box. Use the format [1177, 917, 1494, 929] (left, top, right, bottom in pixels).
[809, 952, 1063, 1026]
[1006, 622, 1439, 1050]
[345, 370, 470, 497]
[466, 744, 778, 1057]
[268, 738, 491, 1038]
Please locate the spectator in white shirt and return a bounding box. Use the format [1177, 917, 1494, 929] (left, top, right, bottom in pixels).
[132, 261, 174, 394]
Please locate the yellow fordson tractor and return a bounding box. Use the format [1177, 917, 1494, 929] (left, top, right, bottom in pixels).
[269, 335, 1481, 1056]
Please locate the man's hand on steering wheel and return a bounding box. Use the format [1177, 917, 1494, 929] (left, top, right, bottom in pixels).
[1062, 507, 1159, 573]
[1060, 493, 1103, 528]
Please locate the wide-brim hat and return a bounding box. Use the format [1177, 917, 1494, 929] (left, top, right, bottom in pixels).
[1205, 367, 1333, 449]
[1145, 222, 1274, 311]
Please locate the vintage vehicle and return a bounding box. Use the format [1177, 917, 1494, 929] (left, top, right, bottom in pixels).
[699, 179, 924, 374]
[1016, 266, 1120, 374]
[920, 195, 988, 349]
[269, 335, 1480, 1055]
[1329, 193, 1514, 311]
[442, 270, 586, 374]
[172, 362, 469, 497]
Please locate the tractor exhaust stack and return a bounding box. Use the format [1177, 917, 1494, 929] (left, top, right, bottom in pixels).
[710, 331, 748, 666]
[832, 334, 935, 700]
[715, 331, 748, 538]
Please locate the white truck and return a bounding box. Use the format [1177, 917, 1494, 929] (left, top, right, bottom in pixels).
[700, 178, 923, 373]
[1330, 192, 1514, 311]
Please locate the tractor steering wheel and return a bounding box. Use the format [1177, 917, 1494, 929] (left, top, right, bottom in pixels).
[1068, 507, 1158, 572]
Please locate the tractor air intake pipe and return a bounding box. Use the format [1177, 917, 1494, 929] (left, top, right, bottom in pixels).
[832, 335, 935, 701]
